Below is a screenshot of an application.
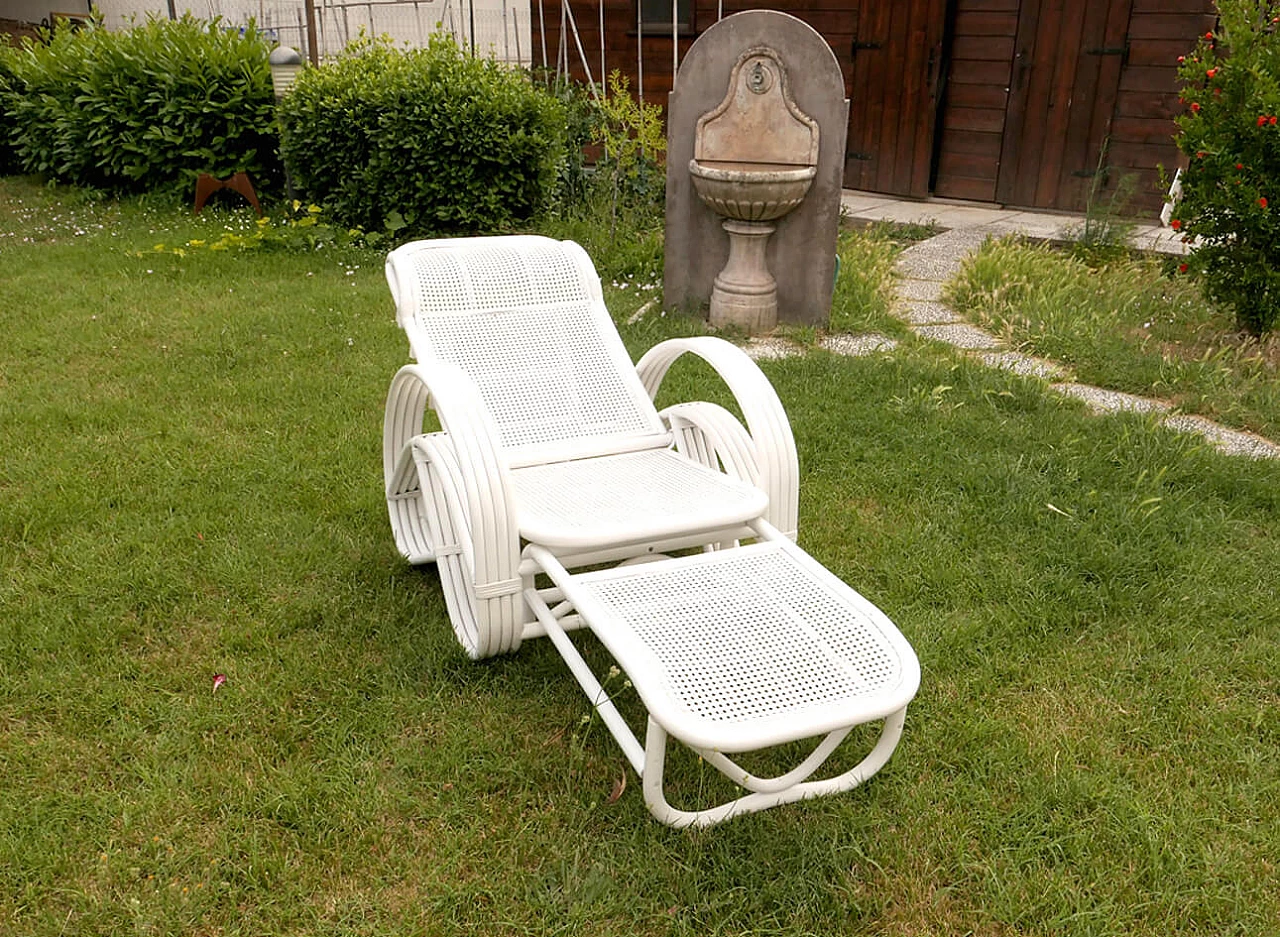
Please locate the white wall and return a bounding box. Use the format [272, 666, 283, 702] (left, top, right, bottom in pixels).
[5, 1, 93, 24]
[90, 0, 532, 64]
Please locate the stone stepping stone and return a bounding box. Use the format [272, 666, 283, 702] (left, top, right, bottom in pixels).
[894, 252, 967, 281]
[743, 337, 803, 360]
[979, 351, 1069, 381]
[895, 300, 960, 325]
[1161, 414, 1280, 460]
[820, 333, 898, 356]
[896, 277, 944, 302]
[1050, 383, 1172, 414]
[743, 333, 900, 361]
[913, 323, 1001, 349]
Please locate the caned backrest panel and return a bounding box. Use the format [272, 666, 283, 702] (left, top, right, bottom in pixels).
[386, 237, 667, 463]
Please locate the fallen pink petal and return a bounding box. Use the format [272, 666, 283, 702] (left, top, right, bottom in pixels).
[212, 674, 227, 694]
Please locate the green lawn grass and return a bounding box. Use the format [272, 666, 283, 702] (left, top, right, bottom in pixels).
[944, 237, 1280, 441]
[2, 177, 1278, 936]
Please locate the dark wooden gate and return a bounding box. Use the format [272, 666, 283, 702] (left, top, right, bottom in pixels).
[934, 0, 1135, 210]
[843, 0, 949, 198]
[997, 0, 1134, 209]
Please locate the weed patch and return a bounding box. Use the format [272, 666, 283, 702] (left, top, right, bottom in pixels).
[945, 237, 1280, 439]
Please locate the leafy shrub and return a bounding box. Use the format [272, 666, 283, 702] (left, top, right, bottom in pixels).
[0, 43, 21, 175]
[1172, 0, 1280, 335]
[4, 15, 278, 193]
[539, 73, 666, 279]
[278, 35, 565, 234]
[590, 72, 666, 223]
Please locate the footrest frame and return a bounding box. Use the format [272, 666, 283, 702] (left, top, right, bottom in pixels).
[522, 520, 919, 828]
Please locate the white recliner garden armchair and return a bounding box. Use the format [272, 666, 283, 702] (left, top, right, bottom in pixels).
[382, 235, 919, 826]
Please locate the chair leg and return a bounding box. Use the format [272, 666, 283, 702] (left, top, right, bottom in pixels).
[641, 710, 908, 828]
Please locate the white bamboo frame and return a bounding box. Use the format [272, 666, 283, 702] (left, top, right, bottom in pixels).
[522, 520, 916, 828]
[380, 236, 912, 825]
[637, 336, 800, 540]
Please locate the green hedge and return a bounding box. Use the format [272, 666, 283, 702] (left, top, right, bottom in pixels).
[3, 16, 279, 192]
[278, 36, 566, 234]
[0, 45, 20, 175]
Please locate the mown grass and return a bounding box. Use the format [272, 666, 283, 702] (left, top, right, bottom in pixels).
[2, 176, 1278, 936]
[945, 238, 1280, 440]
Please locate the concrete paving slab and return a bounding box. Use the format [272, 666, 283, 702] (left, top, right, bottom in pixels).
[982, 214, 1067, 241]
[843, 201, 952, 228]
[1161, 414, 1280, 459]
[979, 351, 1069, 380]
[914, 323, 1001, 349]
[897, 277, 944, 301]
[841, 189, 1185, 256]
[896, 300, 960, 325]
[839, 192, 898, 215]
[918, 204, 1022, 228]
[1050, 383, 1172, 415]
[820, 333, 898, 356]
[1131, 229, 1191, 256]
[744, 337, 802, 360]
[895, 249, 970, 281]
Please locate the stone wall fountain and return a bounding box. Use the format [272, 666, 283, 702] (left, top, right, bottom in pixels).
[689, 48, 818, 332]
[663, 11, 848, 332]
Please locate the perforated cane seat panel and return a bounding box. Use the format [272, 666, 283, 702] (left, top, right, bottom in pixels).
[510, 449, 769, 550]
[389, 237, 668, 464]
[564, 540, 920, 752]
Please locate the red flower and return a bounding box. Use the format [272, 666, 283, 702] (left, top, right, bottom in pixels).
[1261, 197, 1269, 208]
[1205, 31, 1214, 40]
[1259, 116, 1268, 126]
[1196, 150, 1206, 158]
[1207, 68, 1217, 78]
[1237, 163, 1244, 169]
[1170, 219, 1182, 230]
[1179, 263, 1188, 273]
[1191, 102, 1201, 112]
[1178, 55, 1186, 63]
[1215, 87, 1222, 96]
[1270, 116, 1277, 125]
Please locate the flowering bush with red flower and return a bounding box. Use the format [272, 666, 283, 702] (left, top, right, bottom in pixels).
[1172, 0, 1280, 334]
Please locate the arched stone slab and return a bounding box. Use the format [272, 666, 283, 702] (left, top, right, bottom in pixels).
[663, 11, 848, 327]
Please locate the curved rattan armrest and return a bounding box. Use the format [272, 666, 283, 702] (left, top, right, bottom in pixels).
[635, 337, 799, 539]
[383, 363, 524, 657]
[659, 401, 764, 490]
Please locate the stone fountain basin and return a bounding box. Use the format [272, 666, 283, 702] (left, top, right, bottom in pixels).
[689, 159, 817, 222]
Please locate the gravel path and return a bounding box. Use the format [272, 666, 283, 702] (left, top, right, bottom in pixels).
[740, 220, 1280, 460]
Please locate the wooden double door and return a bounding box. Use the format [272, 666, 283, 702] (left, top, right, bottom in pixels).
[843, 0, 948, 199]
[845, 0, 1136, 211]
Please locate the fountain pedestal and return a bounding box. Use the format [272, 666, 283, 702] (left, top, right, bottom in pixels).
[710, 220, 777, 332]
[688, 159, 817, 332]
